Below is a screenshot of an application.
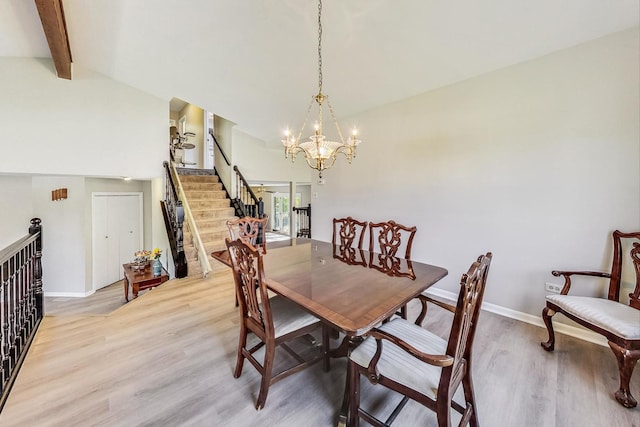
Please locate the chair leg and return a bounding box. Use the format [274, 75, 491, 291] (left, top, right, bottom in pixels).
[608, 341, 640, 408]
[256, 343, 275, 410]
[234, 324, 248, 378]
[462, 372, 479, 427]
[347, 360, 360, 427]
[540, 306, 556, 351]
[435, 395, 452, 427]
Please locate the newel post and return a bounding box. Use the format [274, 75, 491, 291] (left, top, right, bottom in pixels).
[28, 218, 43, 318]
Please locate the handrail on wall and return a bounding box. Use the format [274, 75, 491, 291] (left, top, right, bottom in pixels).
[209, 129, 231, 167]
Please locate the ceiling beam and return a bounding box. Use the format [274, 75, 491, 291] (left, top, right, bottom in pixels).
[35, 0, 73, 80]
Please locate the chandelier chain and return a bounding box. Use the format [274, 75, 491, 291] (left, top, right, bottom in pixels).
[317, 0, 323, 95]
[281, 0, 361, 178]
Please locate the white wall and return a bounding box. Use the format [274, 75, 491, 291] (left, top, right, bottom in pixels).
[32, 175, 87, 295]
[0, 175, 34, 248]
[232, 128, 312, 184]
[312, 28, 640, 319]
[0, 58, 167, 179]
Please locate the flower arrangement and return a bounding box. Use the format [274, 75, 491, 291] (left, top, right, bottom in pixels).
[152, 248, 162, 260]
[134, 250, 152, 264]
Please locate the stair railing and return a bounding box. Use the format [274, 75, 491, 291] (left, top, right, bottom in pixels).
[167, 162, 212, 278]
[0, 218, 43, 412]
[162, 161, 187, 278]
[293, 204, 312, 238]
[232, 165, 264, 219]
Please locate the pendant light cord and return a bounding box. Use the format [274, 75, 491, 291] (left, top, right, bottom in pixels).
[317, 0, 323, 95]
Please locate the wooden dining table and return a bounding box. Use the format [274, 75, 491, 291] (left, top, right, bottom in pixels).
[213, 238, 448, 425]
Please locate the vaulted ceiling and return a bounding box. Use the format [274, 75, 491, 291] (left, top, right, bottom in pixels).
[2, 0, 638, 145]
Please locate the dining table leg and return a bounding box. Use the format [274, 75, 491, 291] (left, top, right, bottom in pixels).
[333, 335, 363, 427]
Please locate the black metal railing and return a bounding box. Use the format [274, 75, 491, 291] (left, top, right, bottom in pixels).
[293, 204, 311, 238]
[232, 165, 264, 219]
[0, 218, 43, 412]
[162, 161, 187, 278]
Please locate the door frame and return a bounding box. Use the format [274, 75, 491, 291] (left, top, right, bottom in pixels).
[91, 192, 144, 291]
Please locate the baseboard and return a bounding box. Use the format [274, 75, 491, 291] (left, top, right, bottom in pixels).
[424, 287, 608, 347]
[44, 290, 96, 298]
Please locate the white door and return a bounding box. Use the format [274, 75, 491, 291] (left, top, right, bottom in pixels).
[92, 193, 143, 290]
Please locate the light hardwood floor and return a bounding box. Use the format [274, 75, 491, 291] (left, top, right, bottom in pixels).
[1, 272, 638, 426]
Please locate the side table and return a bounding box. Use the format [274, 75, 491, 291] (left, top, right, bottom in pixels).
[123, 263, 169, 302]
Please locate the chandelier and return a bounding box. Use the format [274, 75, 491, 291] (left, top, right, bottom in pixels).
[282, 0, 361, 178]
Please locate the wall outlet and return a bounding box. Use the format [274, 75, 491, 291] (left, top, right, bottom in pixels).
[545, 282, 562, 294]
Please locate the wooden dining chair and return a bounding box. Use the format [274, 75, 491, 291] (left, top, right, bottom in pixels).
[226, 238, 329, 410]
[333, 217, 368, 250]
[347, 252, 492, 427]
[227, 215, 269, 254]
[227, 216, 269, 306]
[541, 230, 640, 408]
[368, 220, 417, 319]
[368, 220, 417, 259]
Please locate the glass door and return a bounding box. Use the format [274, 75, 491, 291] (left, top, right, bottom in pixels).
[272, 193, 290, 235]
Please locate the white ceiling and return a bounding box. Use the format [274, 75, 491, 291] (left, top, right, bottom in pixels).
[2, 0, 638, 145]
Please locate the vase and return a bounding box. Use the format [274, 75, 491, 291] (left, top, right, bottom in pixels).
[152, 258, 162, 277]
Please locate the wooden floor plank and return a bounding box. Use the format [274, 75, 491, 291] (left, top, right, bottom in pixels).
[1, 274, 637, 426]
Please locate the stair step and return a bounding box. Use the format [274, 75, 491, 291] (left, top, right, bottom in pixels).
[183, 190, 227, 200]
[191, 208, 235, 219]
[179, 175, 220, 184]
[181, 182, 223, 191]
[188, 199, 231, 210]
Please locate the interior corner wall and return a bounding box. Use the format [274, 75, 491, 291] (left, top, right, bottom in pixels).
[312, 28, 640, 319]
[0, 58, 168, 179]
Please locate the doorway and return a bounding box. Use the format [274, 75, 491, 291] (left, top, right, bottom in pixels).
[271, 192, 302, 236]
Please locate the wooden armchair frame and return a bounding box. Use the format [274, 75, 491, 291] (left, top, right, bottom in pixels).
[541, 230, 640, 408]
[348, 253, 492, 427]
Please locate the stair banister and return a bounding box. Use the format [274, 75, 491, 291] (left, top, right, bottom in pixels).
[232, 165, 264, 219]
[168, 163, 212, 278]
[0, 218, 43, 412]
[162, 161, 187, 278]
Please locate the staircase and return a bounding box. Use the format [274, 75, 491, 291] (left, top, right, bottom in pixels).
[176, 169, 236, 277]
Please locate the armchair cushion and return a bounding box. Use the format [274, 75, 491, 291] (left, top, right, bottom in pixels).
[266, 295, 320, 338]
[546, 295, 640, 339]
[350, 318, 447, 398]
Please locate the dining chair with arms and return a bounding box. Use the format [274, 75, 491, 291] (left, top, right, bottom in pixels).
[347, 252, 493, 427]
[226, 238, 329, 410]
[541, 230, 640, 408]
[368, 220, 417, 319]
[333, 217, 368, 250]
